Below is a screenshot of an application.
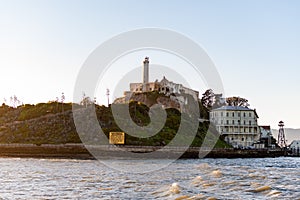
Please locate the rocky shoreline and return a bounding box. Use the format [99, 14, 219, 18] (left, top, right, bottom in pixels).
[0, 144, 286, 159]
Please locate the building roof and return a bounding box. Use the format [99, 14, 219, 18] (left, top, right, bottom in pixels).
[291, 140, 300, 143]
[212, 106, 252, 111]
[212, 106, 259, 118]
[260, 126, 271, 130]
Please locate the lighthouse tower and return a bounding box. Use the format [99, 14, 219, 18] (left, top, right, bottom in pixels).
[142, 57, 149, 92]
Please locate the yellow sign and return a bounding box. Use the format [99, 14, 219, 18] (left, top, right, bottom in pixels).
[109, 132, 125, 144]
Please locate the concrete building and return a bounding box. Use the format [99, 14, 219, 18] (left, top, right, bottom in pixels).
[290, 140, 300, 156]
[210, 106, 260, 148]
[124, 57, 199, 102]
[142, 57, 149, 92]
[260, 126, 272, 138]
[290, 140, 300, 148]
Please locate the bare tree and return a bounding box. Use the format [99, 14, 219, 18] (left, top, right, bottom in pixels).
[61, 92, 65, 113]
[56, 97, 59, 111]
[80, 92, 93, 107]
[9, 95, 22, 108]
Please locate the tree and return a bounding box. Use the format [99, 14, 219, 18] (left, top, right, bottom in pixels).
[201, 89, 214, 109]
[214, 93, 226, 108]
[201, 89, 225, 109]
[9, 95, 22, 108]
[226, 96, 249, 107]
[61, 92, 65, 113]
[55, 96, 59, 111]
[80, 92, 94, 107]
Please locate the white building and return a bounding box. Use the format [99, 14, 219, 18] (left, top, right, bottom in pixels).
[290, 140, 300, 150]
[123, 57, 199, 103]
[210, 106, 260, 148]
[290, 140, 300, 156]
[260, 126, 272, 138]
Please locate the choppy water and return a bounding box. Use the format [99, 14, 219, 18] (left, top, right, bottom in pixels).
[0, 157, 299, 199]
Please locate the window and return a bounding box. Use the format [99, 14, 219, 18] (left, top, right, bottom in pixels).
[221, 112, 223, 117]
[232, 112, 234, 117]
[241, 138, 244, 141]
[249, 121, 251, 125]
[232, 120, 234, 125]
[244, 112, 246, 117]
[226, 120, 229, 124]
[231, 137, 234, 140]
[238, 112, 240, 117]
[226, 112, 229, 117]
[249, 113, 252, 117]
[221, 120, 223, 124]
[244, 120, 246, 125]
[238, 120, 240, 125]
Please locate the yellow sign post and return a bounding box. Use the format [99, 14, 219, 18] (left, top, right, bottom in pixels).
[109, 132, 125, 144]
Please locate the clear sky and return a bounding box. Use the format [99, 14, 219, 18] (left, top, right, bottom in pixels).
[0, 0, 300, 129]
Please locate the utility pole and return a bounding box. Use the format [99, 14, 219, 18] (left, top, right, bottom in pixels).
[106, 89, 110, 106]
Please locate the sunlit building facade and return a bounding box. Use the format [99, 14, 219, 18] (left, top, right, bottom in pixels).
[210, 106, 260, 148]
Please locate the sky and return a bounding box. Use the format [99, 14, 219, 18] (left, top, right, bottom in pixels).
[0, 0, 300, 129]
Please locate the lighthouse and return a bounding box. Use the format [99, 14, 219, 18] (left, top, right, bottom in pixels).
[142, 57, 149, 92]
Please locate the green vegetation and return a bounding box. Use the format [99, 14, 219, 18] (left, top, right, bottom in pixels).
[0, 92, 230, 148]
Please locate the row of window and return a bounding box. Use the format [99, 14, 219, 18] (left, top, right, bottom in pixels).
[229, 136, 254, 141]
[135, 87, 155, 92]
[211, 111, 253, 118]
[134, 87, 170, 92]
[220, 120, 253, 125]
[221, 127, 258, 133]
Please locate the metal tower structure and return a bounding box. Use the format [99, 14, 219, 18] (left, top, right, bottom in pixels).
[277, 121, 286, 148]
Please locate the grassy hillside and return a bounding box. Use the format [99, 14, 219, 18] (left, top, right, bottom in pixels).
[0, 93, 230, 148]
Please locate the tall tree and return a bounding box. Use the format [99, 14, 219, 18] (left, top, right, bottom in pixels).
[61, 92, 65, 112]
[201, 89, 214, 109]
[201, 89, 225, 109]
[9, 95, 21, 108]
[80, 92, 93, 107]
[226, 96, 249, 107]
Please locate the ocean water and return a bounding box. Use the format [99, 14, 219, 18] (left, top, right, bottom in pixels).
[0, 157, 299, 199]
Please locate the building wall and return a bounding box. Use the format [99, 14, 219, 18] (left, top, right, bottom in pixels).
[129, 77, 199, 101]
[210, 108, 260, 147]
[290, 140, 300, 149]
[159, 77, 199, 100]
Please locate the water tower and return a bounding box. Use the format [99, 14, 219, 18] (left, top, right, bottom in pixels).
[277, 121, 286, 148]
